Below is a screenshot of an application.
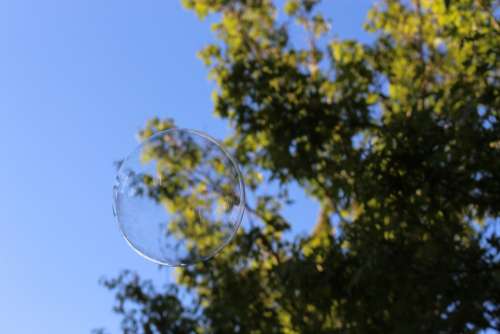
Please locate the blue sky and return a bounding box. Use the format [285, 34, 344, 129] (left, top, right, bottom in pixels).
[0, 1, 373, 333]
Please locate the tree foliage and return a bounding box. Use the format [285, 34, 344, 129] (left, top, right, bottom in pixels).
[102, 0, 500, 333]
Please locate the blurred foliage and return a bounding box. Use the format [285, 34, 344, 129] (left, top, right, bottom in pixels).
[101, 0, 500, 333]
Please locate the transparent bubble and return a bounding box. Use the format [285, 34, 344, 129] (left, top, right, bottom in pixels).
[112, 128, 246, 266]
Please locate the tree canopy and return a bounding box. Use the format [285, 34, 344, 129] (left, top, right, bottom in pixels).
[100, 0, 500, 333]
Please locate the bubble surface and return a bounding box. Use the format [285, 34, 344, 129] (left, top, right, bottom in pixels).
[113, 128, 245, 266]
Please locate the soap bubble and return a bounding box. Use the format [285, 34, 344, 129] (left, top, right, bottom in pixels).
[113, 128, 246, 266]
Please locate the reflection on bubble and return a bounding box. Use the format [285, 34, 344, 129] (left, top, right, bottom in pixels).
[113, 128, 246, 266]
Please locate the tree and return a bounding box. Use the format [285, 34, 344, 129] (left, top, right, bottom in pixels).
[101, 0, 500, 333]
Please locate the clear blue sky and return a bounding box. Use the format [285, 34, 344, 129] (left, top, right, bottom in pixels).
[0, 1, 373, 333]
